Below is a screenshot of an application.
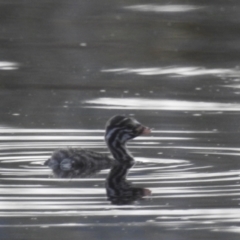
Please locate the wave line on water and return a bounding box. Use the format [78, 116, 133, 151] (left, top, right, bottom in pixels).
[84, 98, 240, 111]
[1, 208, 240, 218]
[101, 66, 240, 78]
[124, 4, 202, 13]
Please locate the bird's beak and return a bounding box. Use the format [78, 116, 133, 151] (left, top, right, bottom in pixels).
[137, 125, 151, 135]
[141, 126, 151, 135]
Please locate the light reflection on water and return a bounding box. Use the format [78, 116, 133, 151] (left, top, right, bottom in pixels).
[0, 126, 240, 233]
[124, 4, 202, 13]
[0, 61, 19, 70]
[101, 66, 240, 77]
[84, 98, 240, 111]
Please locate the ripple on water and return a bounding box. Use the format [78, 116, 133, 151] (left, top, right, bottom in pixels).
[84, 98, 240, 111]
[0, 126, 239, 233]
[124, 4, 203, 13]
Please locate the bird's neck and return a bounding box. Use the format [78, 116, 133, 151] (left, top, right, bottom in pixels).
[106, 139, 134, 163]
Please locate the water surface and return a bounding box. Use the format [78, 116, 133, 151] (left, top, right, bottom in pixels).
[1, 1, 240, 239]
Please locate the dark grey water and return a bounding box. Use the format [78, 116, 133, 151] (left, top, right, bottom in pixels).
[1, 0, 240, 239]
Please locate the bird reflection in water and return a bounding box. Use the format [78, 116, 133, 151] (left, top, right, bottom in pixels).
[106, 162, 151, 205]
[45, 115, 151, 204]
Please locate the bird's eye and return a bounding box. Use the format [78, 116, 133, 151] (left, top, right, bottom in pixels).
[127, 124, 134, 129]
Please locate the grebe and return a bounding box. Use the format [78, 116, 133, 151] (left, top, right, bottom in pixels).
[44, 115, 151, 203]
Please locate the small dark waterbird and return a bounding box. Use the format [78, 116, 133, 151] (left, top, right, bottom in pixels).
[44, 115, 151, 203]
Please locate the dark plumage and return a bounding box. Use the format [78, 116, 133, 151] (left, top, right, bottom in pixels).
[44, 148, 114, 178]
[44, 115, 150, 177]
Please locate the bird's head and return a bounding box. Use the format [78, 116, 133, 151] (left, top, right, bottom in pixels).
[105, 115, 151, 144]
